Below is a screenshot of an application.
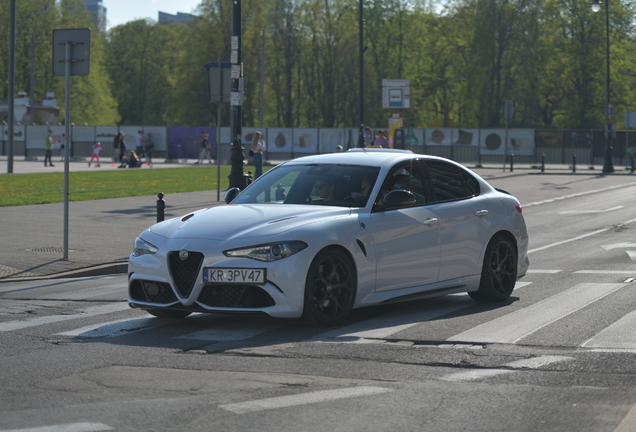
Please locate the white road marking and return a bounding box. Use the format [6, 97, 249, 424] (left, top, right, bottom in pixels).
[559, 206, 623, 214]
[614, 402, 636, 432]
[528, 217, 636, 254]
[0, 303, 130, 332]
[574, 270, 635, 275]
[440, 355, 573, 382]
[582, 310, 636, 351]
[0, 422, 112, 432]
[601, 243, 636, 251]
[523, 183, 636, 207]
[448, 283, 626, 344]
[55, 317, 159, 338]
[526, 269, 562, 274]
[219, 386, 393, 414]
[176, 318, 283, 341]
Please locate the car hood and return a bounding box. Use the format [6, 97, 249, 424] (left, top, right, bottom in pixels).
[149, 204, 351, 241]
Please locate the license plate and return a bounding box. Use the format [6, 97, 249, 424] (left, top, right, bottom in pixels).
[203, 268, 266, 284]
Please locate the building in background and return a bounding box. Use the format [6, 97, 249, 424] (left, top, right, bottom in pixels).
[83, 0, 107, 32]
[158, 11, 195, 25]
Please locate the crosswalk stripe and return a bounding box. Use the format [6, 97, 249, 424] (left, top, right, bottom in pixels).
[447, 283, 626, 344]
[219, 386, 393, 414]
[0, 422, 112, 432]
[175, 318, 284, 341]
[55, 317, 158, 338]
[0, 303, 130, 332]
[440, 355, 573, 382]
[582, 310, 636, 351]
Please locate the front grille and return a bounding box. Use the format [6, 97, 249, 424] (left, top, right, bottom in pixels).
[168, 251, 204, 298]
[130, 280, 178, 304]
[198, 285, 275, 308]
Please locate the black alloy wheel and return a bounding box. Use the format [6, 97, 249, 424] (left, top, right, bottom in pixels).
[469, 234, 517, 302]
[301, 248, 357, 326]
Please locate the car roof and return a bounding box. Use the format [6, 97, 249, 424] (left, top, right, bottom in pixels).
[282, 148, 464, 169]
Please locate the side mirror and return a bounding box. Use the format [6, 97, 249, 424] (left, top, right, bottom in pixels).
[382, 190, 416, 209]
[224, 187, 241, 204]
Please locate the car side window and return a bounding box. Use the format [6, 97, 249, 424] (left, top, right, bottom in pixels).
[377, 162, 429, 207]
[424, 160, 472, 202]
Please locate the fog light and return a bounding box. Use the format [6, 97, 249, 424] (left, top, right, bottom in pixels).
[144, 282, 159, 296]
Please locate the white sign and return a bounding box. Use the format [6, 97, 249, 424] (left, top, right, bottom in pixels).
[231, 36, 239, 50]
[382, 79, 410, 109]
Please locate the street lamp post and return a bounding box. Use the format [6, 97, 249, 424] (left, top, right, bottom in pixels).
[592, 0, 615, 173]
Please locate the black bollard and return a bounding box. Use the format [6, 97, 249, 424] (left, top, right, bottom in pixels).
[157, 192, 165, 223]
[510, 154, 514, 172]
[573, 153, 576, 173]
[541, 153, 545, 173]
[632, 155, 635, 174]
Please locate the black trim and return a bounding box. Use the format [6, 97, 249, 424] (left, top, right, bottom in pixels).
[380, 285, 467, 304]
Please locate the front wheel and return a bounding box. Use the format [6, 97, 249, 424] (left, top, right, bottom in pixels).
[301, 248, 357, 327]
[469, 234, 517, 302]
[146, 309, 192, 319]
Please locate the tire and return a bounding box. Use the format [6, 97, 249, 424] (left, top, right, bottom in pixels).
[146, 309, 192, 319]
[300, 248, 357, 327]
[469, 234, 517, 302]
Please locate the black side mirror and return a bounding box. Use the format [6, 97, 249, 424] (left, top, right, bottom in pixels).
[382, 190, 416, 209]
[224, 187, 241, 204]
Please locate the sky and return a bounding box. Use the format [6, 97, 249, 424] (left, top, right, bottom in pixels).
[103, 0, 203, 29]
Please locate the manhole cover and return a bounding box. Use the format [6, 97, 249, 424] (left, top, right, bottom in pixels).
[25, 248, 75, 253]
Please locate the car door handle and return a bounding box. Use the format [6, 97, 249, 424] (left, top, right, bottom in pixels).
[422, 218, 438, 225]
[474, 210, 489, 217]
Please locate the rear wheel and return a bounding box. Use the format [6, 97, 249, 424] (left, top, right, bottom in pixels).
[301, 248, 357, 327]
[146, 309, 192, 319]
[469, 234, 517, 302]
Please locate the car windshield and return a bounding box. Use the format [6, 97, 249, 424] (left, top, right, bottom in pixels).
[232, 164, 381, 207]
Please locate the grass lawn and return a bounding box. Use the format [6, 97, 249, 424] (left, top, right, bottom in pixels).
[0, 165, 271, 207]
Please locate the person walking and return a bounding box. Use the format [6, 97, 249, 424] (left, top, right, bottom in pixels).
[252, 132, 266, 179]
[44, 130, 54, 167]
[144, 132, 154, 167]
[59, 133, 66, 161]
[135, 130, 144, 158]
[88, 142, 103, 167]
[194, 131, 212, 164]
[373, 130, 389, 148]
[113, 132, 126, 165]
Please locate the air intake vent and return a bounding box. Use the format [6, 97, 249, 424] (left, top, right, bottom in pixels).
[168, 251, 203, 298]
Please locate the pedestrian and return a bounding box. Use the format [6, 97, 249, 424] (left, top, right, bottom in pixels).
[59, 133, 66, 161]
[88, 142, 103, 167]
[335, 145, 343, 153]
[373, 130, 389, 148]
[363, 127, 372, 147]
[135, 130, 144, 158]
[118, 150, 142, 168]
[44, 130, 54, 167]
[113, 132, 126, 165]
[194, 131, 212, 164]
[251, 131, 266, 179]
[144, 132, 154, 167]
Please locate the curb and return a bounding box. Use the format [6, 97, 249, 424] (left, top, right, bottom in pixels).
[0, 262, 128, 283]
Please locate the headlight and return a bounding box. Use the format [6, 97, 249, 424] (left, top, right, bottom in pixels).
[133, 237, 158, 257]
[224, 241, 308, 262]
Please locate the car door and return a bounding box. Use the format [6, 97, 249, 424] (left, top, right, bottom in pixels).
[370, 161, 441, 292]
[421, 160, 494, 282]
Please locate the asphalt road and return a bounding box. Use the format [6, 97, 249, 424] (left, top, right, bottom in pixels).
[1, 172, 636, 431]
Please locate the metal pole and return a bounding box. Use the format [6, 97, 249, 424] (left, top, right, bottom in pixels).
[602, 0, 614, 173]
[504, 117, 508, 172]
[228, 0, 247, 189]
[260, 29, 265, 129]
[63, 42, 71, 260]
[30, 33, 35, 124]
[357, 0, 365, 148]
[217, 60, 222, 201]
[7, 0, 16, 173]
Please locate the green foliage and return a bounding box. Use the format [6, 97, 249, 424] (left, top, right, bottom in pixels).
[2, 0, 636, 130]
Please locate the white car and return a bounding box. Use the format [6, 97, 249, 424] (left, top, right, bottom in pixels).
[128, 149, 529, 326]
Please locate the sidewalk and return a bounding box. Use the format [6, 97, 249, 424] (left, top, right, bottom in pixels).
[0, 157, 633, 282]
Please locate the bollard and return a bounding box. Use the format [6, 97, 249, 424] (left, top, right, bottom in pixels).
[541, 153, 545, 173]
[632, 155, 635, 174]
[510, 154, 514, 172]
[572, 153, 576, 173]
[157, 192, 165, 223]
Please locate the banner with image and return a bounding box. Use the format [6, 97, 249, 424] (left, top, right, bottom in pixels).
[292, 128, 318, 153]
